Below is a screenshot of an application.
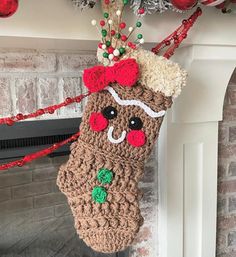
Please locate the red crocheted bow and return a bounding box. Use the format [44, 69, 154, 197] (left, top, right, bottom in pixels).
[83, 58, 139, 93]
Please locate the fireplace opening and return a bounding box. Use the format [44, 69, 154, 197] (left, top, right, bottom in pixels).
[0, 118, 128, 257]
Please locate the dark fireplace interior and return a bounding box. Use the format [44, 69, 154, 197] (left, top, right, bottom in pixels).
[0, 119, 128, 257]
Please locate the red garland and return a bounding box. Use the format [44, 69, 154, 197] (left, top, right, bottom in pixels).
[151, 7, 202, 59]
[0, 92, 90, 126]
[0, 131, 81, 171]
[0, 92, 90, 171]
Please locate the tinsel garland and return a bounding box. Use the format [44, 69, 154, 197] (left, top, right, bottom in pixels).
[130, 0, 185, 13]
[71, 0, 184, 13]
[131, 0, 186, 14]
[71, 0, 97, 10]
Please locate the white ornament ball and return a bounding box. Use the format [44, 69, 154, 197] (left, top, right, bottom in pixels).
[113, 49, 120, 57]
[109, 54, 114, 60]
[102, 44, 107, 50]
[140, 38, 145, 44]
[91, 19, 97, 26]
[128, 27, 134, 32]
[116, 10, 121, 16]
[108, 19, 113, 25]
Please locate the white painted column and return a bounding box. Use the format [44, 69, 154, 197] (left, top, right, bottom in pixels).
[158, 45, 236, 257]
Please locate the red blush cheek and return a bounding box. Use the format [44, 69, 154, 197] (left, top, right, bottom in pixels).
[127, 130, 146, 147]
[89, 112, 108, 132]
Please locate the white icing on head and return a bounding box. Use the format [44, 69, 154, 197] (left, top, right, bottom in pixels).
[106, 86, 166, 118]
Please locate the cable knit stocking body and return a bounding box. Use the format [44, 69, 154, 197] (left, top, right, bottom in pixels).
[57, 82, 172, 253]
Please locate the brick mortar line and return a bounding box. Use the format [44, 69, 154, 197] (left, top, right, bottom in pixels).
[0, 49, 97, 54]
[0, 72, 85, 77]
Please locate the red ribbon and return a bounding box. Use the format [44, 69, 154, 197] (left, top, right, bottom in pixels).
[83, 58, 139, 93]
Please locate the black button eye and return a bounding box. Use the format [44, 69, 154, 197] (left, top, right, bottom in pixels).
[102, 106, 117, 120]
[129, 117, 143, 130]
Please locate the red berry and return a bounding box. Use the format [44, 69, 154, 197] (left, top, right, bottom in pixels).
[98, 42, 103, 49]
[121, 35, 127, 41]
[108, 47, 114, 54]
[113, 56, 119, 62]
[104, 0, 110, 4]
[48, 108, 54, 114]
[100, 20, 105, 26]
[66, 97, 73, 104]
[119, 22, 126, 29]
[165, 40, 171, 46]
[16, 113, 24, 120]
[111, 30, 116, 36]
[138, 8, 145, 14]
[37, 109, 45, 115]
[6, 119, 14, 126]
[128, 42, 133, 47]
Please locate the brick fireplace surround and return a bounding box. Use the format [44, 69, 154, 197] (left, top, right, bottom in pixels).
[217, 71, 236, 257]
[0, 48, 236, 257]
[0, 50, 158, 257]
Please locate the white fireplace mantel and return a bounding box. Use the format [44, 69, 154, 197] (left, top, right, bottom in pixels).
[158, 44, 236, 257]
[0, 1, 235, 257]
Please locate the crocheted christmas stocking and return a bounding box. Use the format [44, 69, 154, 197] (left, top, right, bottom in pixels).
[57, 49, 186, 253]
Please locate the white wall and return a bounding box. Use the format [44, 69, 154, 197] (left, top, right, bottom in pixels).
[0, 0, 235, 46]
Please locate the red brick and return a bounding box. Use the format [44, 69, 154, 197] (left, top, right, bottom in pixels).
[217, 197, 227, 214]
[228, 87, 236, 106]
[218, 124, 228, 143]
[217, 215, 236, 231]
[218, 180, 236, 194]
[218, 251, 236, 257]
[15, 78, 37, 113]
[230, 72, 236, 85]
[216, 233, 227, 252]
[229, 126, 236, 143]
[229, 162, 236, 177]
[228, 231, 236, 246]
[218, 143, 236, 159]
[223, 106, 236, 122]
[0, 52, 56, 72]
[0, 78, 12, 116]
[218, 163, 227, 180]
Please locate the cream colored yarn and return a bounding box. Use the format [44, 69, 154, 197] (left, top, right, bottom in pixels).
[97, 47, 187, 98]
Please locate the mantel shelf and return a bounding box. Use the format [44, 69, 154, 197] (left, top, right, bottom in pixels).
[0, 0, 235, 47]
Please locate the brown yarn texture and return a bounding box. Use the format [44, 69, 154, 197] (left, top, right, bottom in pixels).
[57, 82, 172, 253]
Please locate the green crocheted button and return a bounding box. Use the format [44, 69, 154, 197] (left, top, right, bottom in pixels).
[92, 186, 107, 204]
[97, 168, 113, 185]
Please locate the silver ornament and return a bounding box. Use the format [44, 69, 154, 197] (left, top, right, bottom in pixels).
[130, 0, 185, 14]
[71, 0, 96, 10]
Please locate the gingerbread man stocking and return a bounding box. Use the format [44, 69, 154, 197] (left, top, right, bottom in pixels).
[57, 46, 186, 253]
